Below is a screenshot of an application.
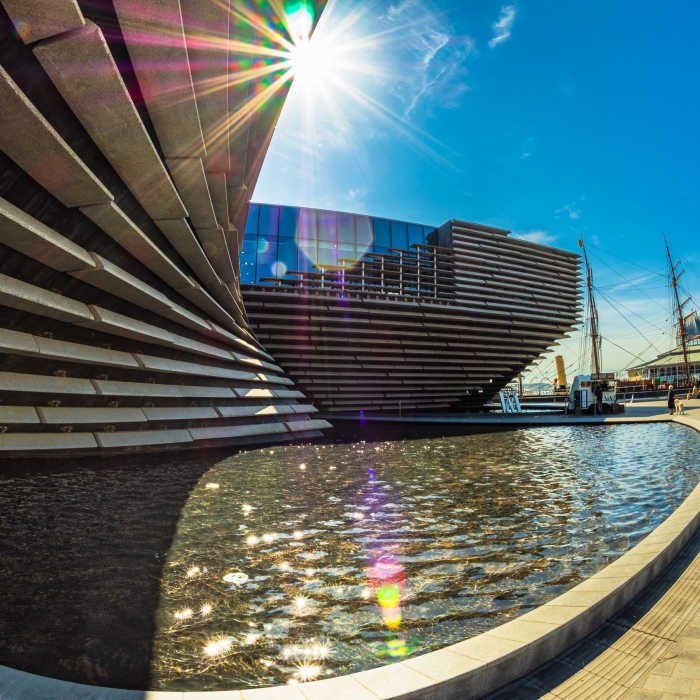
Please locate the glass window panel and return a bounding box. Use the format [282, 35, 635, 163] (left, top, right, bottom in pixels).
[356, 216, 373, 253]
[297, 251, 315, 274]
[317, 211, 338, 242]
[258, 205, 280, 238]
[239, 252, 256, 284]
[408, 224, 424, 247]
[391, 221, 408, 250]
[317, 247, 338, 266]
[373, 219, 391, 249]
[374, 246, 390, 256]
[276, 237, 298, 275]
[245, 204, 259, 236]
[242, 236, 257, 255]
[256, 237, 277, 256]
[279, 206, 298, 239]
[338, 214, 355, 244]
[424, 226, 437, 242]
[255, 254, 277, 282]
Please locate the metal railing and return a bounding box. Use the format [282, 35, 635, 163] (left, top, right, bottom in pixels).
[253, 244, 456, 301]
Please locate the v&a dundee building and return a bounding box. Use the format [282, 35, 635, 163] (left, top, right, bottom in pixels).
[0, 0, 580, 457]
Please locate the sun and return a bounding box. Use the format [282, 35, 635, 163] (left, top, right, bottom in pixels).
[288, 36, 335, 85]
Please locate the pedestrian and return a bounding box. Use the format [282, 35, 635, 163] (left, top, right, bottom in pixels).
[667, 384, 676, 415]
[595, 383, 603, 414]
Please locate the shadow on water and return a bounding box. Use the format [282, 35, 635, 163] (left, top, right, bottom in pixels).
[0, 449, 226, 689]
[0, 422, 507, 689]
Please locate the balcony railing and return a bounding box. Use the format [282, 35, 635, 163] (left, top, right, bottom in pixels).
[251, 244, 455, 302]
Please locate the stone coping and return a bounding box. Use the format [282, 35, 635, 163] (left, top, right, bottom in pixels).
[1, 415, 699, 700]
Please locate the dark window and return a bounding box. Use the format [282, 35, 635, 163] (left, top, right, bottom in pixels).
[391, 221, 408, 250]
[258, 205, 280, 238]
[408, 224, 425, 247]
[279, 206, 298, 239]
[373, 219, 390, 249]
[277, 237, 298, 274]
[245, 204, 259, 236]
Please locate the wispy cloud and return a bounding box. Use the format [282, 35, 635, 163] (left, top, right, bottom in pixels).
[383, 0, 475, 116]
[489, 5, 516, 48]
[556, 204, 581, 220]
[512, 230, 557, 246]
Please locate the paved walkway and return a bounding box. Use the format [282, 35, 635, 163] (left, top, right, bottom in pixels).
[483, 409, 700, 700]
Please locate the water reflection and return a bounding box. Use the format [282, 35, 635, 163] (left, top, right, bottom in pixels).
[147, 424, 700, 691]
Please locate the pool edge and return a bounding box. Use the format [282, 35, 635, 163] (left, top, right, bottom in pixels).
[0, 414, 698, 700]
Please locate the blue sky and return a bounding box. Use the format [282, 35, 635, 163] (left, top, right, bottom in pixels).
[255, 0, 699, 382]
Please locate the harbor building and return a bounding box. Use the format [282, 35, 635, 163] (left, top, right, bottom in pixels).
[242, 204, 583, 413]
[628, 312, 700, 385]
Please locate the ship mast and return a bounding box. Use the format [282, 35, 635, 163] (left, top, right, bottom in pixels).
[664, 234, 691, 387]
[578, 238, 601, 375]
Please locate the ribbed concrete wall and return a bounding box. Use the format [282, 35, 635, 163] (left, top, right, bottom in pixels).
[0, 0, 330, 456]
[243, 221, 582, 413]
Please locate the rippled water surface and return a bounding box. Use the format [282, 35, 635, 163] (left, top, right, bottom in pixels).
[1, 423, 700, 691]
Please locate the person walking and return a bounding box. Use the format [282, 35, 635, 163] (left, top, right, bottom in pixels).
[595, 383, 603, 414]
[667, 384, 676, 415]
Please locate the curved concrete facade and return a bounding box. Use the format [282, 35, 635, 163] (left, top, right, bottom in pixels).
[0, 0, 330, 456]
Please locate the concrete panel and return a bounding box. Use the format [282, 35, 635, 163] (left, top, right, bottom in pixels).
[37, 407, 147, 424]
[142, 406, 218, 421]
[0, 432, 97, 451]
[112, 0, 206, 158]
[0, 371, 95, 394]
[205, 171, 231, 228]
[94, 429, 192, 448]
[0, 0, 84, 44]
[0, 196, 95, 272]
[0, 406, 40, 423]
[0, 272, 94, 322]
[134, 354, 257, 381]
[36, 336, 139, 368]
[178, 278, 238, 330]
[285, 419, 332, 432]
[188, 423, 288, 441]
[180, 0, 230, 172]
[292, 404, 319, 414]
[70, 253, 173, 312]
[235, 388, 275, 399]
[0, 66, 112, 207]
[274, 390, 306, 399]
[226, 184, 248, 251]
[79, 202, 193, 292]
[215, 405, 295, 418]
[196, 226, 236, 283]
[165, 158, 219, 230]
[154, 219, 220, 286]
[0, 327, 40, 354]
[92, 379, 234, 398]
[34, 22, 188, 221]
[79, 305, 232, 361]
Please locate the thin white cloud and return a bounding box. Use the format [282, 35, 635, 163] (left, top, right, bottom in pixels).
[383, 1, 475, 116]
[512, 230, 557, 246]
[556, 204, 581, 220]
[489, 5, 516, 48]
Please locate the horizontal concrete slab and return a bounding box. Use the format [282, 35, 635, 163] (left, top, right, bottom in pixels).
[37, 407, 147, 424]
[0, 65, 112, 208]
[94, 429, 192, 448]
[0, 196, 95, 272]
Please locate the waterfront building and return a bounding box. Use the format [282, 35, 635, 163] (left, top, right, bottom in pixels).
[0, 0, 329, 456]
[628, 312, 700, 385]
[242, 204, 582, 413]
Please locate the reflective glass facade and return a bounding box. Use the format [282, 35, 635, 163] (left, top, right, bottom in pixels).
[241, 203, 437, 284]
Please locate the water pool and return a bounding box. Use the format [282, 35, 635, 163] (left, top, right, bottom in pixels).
[0, 423, 699, 691]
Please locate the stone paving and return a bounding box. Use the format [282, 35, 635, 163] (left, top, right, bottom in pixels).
[484, 408, 700, 700]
